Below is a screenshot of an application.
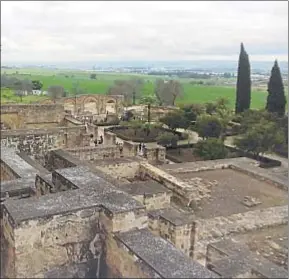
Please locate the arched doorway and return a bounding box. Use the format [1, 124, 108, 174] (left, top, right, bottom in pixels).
[84, 99, 98, 114]
[106, 100, 116, 114]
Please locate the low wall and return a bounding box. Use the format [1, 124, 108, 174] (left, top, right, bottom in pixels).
[95, 159, 141, 181]
[225, 145, 282, 167]
[140, 162, 205, 208]
[65, 145, 121, 161]
[192, 205, 288, 263]
[132, 192, 171, 211]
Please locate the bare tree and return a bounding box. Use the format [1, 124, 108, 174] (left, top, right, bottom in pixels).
[13, 80, 25, 102]
[154, 79, 183, 106]
[71, 81, 86, 96]
[47, 85, 65, 103]
[12, 79, 33, 102]
[107, 79, 144, 104]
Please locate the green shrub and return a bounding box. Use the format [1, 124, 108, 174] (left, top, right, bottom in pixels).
[193, 138, 228, 160]
[157, 132, 179, 147]
[234, 120, 284, 159]
[195, 114, 223, 139]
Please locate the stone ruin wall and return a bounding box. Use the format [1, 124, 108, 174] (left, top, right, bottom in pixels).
[1, 104, 65, 129]
[0, 160, 19, 182]
[1, 206, 15, 278]
[11, 208, 102, 278]
[140, 192, 171, 211]
[192, 205, 288, 263]
[65, 146, 121, 161]
[158, 218, 194, 256]
[139, 162, 204, 207]
[0, 126, 87, 165]
[103, 129, 166, 163]
[41, 94, 124, 116]
[104, 232, 160, 278]
[95, 160, 141, 181]
[2, 146, 288, 278]
[140, 160, 288, 268]
[147, 205, 288, 268]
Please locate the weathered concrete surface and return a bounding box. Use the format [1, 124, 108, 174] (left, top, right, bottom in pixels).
[1, 147, 40, 180]
[1, 178, 36, 200]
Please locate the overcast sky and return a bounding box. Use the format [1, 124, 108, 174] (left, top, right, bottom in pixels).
[1, 1, 288, 63]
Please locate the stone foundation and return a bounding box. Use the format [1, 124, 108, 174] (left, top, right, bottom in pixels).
[193, 205, 288, 263]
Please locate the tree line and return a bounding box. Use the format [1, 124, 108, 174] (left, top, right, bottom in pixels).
[235, 42, 286, 117]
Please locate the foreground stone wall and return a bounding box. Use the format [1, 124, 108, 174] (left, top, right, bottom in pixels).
[13, 208, 102, 278]
[1, 104, 65, 129]
[1, 148, 218, 278]
[1, 205, 15, 278]
[105, 233, 156, 278]
[193, 205, 288, 263]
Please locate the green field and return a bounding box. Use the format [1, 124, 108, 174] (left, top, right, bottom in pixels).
[1, 68, 271, 109]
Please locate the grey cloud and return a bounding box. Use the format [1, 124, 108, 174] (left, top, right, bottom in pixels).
[1, 1, 288, 62]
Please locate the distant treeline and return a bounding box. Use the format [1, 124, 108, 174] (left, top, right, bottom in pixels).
[148, 71, 234, 79]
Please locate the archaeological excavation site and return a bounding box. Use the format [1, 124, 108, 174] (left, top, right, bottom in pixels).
[0, 95, 288, 278]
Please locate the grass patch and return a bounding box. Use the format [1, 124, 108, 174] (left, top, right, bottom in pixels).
[177, 84, 267, 109]
[1, 68, 274, 109]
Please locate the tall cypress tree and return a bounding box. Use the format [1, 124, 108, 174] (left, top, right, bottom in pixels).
[235, 43, 251, 114]
[266, 60, 286, 117]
